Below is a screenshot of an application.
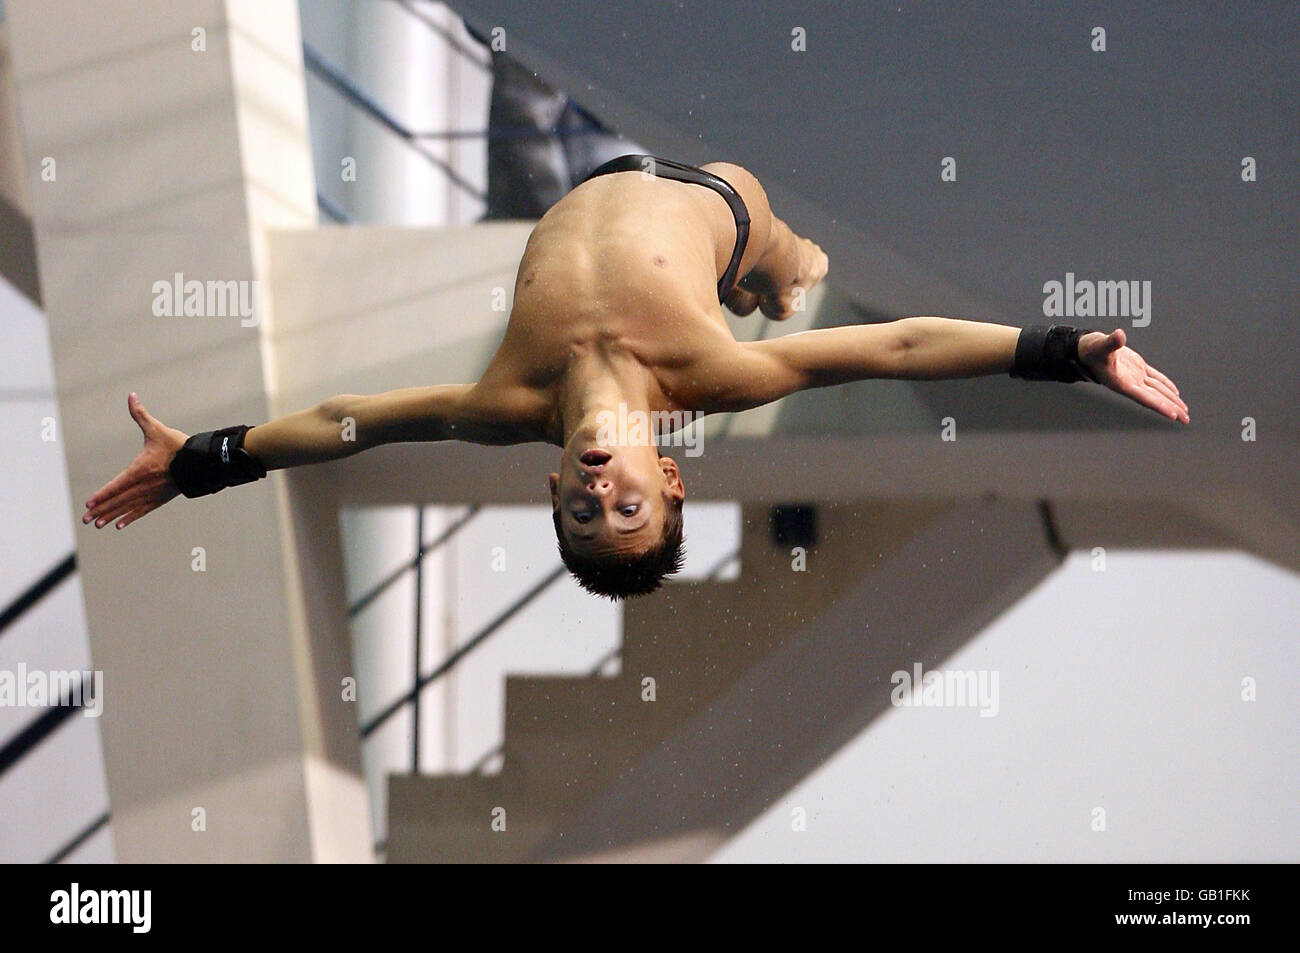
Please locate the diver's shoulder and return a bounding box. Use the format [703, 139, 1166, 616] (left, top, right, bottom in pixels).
[461, 375, 556, 446]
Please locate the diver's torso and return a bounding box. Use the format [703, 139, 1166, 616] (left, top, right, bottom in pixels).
[487, 171, 743, 416]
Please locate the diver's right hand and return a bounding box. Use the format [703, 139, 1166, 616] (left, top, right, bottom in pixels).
[83, 393, 189, 530]
[795, 235, 829, 292]
[730, 235, 828, 321]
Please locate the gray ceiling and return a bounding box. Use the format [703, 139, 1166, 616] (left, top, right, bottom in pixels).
[449, 0, 1299, 440]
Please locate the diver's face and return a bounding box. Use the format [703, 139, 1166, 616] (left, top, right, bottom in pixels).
[549, 446, 683, 556]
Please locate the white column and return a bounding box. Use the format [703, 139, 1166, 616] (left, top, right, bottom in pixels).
[5, 0, 369, 861]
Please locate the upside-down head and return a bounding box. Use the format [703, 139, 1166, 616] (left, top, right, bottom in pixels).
[549, 442, 685, 599]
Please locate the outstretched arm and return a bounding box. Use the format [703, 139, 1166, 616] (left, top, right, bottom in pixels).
[702, 317, 1189, 422]
[243, 384, 479, 469]
[83, 383, 531, 531]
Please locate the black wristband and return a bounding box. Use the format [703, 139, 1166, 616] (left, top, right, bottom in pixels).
[1010, 325, 1096, 383]
[168, 425, 267, 499]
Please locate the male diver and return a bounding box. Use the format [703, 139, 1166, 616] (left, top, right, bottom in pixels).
[82, 155, 1189, 598]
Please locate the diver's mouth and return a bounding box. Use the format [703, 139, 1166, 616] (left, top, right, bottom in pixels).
[579, 449, 612, 467]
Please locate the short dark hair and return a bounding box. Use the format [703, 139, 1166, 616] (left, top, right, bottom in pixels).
[552, 496, 686, 599]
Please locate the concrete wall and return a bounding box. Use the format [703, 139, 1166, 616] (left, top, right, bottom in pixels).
[5, 0, 367, 861]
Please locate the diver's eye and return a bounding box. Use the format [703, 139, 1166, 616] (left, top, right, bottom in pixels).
[574, 511, 593, 524]
[619, 504, 638, 517]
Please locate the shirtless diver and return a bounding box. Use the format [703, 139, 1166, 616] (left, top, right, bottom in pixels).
[82, 154, 1190, 599]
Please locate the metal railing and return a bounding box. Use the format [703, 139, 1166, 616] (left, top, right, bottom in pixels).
[0, 551, 75, 636]
[0, 670, 96, 777]
[387, 0, 492, 74]
[316, 189, 351, 223]
[302, 41, 488, 204]
[0, 551, 112, 862]
[358, 526, 567, 741]
[44, 811, 111, 864]
[346, 500, 570, 778]
[303, 12, 622, 226]
[346, 505, 481, 618]
[0, 553, 83, 780]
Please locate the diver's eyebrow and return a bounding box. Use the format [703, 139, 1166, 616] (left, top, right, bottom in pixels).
[567, 517, 599, 541]
[617, 519, 650, 535]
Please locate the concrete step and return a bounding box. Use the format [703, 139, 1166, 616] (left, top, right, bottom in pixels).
[386, 772, 550, 863]
[622, 501, 953, 682]
[502, 674, 681, 802]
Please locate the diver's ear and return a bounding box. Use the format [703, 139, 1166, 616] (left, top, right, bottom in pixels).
[548, 472, 560, 506]
[658, 456, 685, 502]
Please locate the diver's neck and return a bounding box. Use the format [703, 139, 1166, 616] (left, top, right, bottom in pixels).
[559, 350, 654, 448]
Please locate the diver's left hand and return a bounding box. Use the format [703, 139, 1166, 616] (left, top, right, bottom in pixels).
[1078, 328, 1189, 424]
